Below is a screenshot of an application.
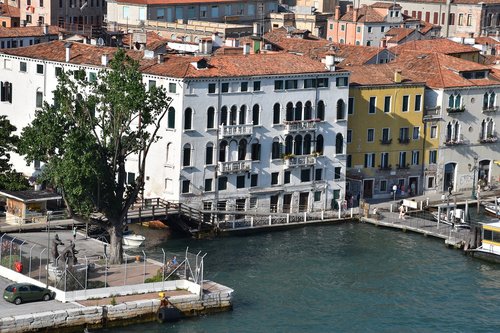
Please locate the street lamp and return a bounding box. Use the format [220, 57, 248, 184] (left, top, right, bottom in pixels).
[468, 155, 479, 199]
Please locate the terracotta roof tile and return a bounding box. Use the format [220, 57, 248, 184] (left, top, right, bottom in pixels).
[0, 26, 61, 38]
[0, 3, 20, 18]
[340, 6, 386, 23]
[116, 0, 242, 5]
[391, 38, 479, 55]
[385, 27, 415, 43]
[474, 37, 499, 46]
[349, 63, 425, 86]
[0, 40, 334, 79]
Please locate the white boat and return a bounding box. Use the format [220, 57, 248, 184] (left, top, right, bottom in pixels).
[466, 222, 500, 263]
[122, 234, 146, 247]
[482, 198, 500, 217]
[431, 208, 470, 229]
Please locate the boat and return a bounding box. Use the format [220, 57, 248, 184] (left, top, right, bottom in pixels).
[482, 198, 500, 217]
[431, 208, 470, 229]
[466, 222, 500, 263]
[122, 234, 146, 247]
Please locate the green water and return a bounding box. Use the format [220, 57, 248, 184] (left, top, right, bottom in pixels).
[105, 223, 500, 333]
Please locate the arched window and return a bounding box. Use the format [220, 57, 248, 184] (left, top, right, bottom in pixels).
[286, 102, 294, 121]
[294, 135, 303, 155]
[273, 103, 281, 124]
[446, 121, 461, 142]
[239, 105, 247, 125]
[271, 137, 281, 159]
[166, 142, 172, 164]
[304, 134, 312, 155]
[295, 102, 302, 121]
[285, 135, 293, 155]
[304, 101, 312, 120]
[483, 91, 496, 110]
[252, 104, 260, 125]
[183, 143, 191, 166]
[336, 133, 343, 154]
[207, 107, 215, 129]
[184, 108, 192, 130]
[167, 107, 175, 129]
[481, 118, 495, 140]
[317, 100, 325, 120]
[220, 106, 228, 125]
[238, 139, 247, 160]
[205, 143, 214, 165]
[230, 105, 237, 125]
[219, 140, 228, 162]
[316, 135, 324, 155]
[448, 93, 462, 110]
[336, 99, 345, 120]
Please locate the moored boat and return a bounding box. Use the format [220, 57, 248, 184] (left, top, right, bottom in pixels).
[466, 222, 500, 263]
[482, 198, 500, 217]
[122, 234, 146, 247]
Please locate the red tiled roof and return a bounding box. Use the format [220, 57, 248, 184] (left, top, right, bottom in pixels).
[339, 6, 386, 23]
[349, 63, 425, 86]
[371, 2, 401, 8]
[116, 0, 242, 5]
[391, 38, 479, 55]
[0, 40, 334, 78]
[474, 37, 499, 46]
[0, 3, 20, 18]
[0, 26, 61, 38]
[385, 27, 415, 43]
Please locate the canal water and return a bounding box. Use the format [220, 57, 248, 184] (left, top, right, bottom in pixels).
[106, 222, 500, 333]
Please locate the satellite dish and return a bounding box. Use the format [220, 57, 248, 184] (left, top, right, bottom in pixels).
[97, 37, 104, 46]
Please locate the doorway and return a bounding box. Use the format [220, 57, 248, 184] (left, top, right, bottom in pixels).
[443, 162, 456, 192]
[363, 179, 374, 198]
[283, 194, 292, 213]
[299, 192, 309, 212]
[408, 176, 419, 196]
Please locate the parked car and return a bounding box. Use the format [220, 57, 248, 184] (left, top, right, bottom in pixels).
[3, 283, 55, 305]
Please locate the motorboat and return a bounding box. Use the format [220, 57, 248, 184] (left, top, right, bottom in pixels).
[466, 222, 500, 263]
[431, 208, 470, 229]
[482, 198, 500, 218]
[122, 234, 146, 247]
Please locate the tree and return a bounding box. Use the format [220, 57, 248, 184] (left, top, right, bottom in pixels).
[0, 116, 29, 191]
[18, 49, 172, 264]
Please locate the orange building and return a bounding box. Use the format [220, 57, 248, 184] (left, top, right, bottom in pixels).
[0, 3, 20, 27]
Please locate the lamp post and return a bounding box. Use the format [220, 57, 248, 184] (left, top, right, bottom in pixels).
[468, 155, 479, 199]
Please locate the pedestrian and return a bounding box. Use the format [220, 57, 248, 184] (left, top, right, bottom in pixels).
[72, 226, 77, 241]
[172, 255, 178, 266]
[410, 182, 416, 196]
[356, 192, 361, 206]
[398, 204, 406, 220]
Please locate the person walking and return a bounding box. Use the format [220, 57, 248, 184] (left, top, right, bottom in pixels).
[72, 226, 77, 241]
[398, 204, 406, 220]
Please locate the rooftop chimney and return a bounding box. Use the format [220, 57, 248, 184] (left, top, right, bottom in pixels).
[347, 4, 353, 12]
[157, 54, 164, 64]
[334, 6, 340, 20]
[101, 53, 109, 66]
[253, 22, 260, 36]
[43, 24, 48, 35]
[325, 50, 336, 71]
[64, 42, 72, 63]
[353, 8, 359, 21]
[243, 43, 251, 55]
[394, 70, 402, 83]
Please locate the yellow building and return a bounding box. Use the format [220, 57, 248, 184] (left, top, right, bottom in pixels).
[346, 64, 438, 200]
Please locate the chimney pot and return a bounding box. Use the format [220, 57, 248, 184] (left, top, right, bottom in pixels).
[394, 70, 402, 83]
[64, 42, 72, 63]
[335, 6, 341, 20]
[101, 53, 109, 66]
[157, 54, 164, 64]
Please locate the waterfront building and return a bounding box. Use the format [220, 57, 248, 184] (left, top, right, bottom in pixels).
[0, 2, 20, 27]
[346, 64, 428, 199]
[0, 24, 61, 48]
[357, 0, 500, 38]
[0, 40, 349, 213]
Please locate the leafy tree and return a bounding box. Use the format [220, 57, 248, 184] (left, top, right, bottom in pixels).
[18, 49, 172, 264]
[0, 116, 29, 191]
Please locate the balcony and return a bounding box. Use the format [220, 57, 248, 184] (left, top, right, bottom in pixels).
[446, 106, 465, 114]
[219, 124, 253, 139]
[423, 106, 441, 121]
[479, 135, 498, 144]
[380, 138, 392, 145]
[218, 160, 252, 173]
[284, 119, 319, 133]
[444, 138, 466, 146]
[398, 137, 410, 144]
[378, 164, 392, 171]
[284, 154, 317, 168]
[396, 163, 410, 170]
[482, 106, 498, 113]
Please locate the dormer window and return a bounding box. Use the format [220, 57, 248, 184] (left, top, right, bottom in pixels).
[192, 58, 208, 70]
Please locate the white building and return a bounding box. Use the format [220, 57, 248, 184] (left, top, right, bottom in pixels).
[0, 41, 350, 213]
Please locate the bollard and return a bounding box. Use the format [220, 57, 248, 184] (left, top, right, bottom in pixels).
[251, 216, 254, 227]
[269, 216, 272, 225]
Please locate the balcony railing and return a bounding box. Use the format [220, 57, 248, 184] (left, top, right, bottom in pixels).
[380, 138, 392, 145]
[284, 155, 317, 168]
[444, 138, 465, 146]
[479, 135, 498, 144]
[378, 164, 392, 171]
[482, 106, 498, 113]
[446, 106, 466, 114]
[398, 137, 410, 144]
[218, 160, 252, 173]
[423, 106, 441, 121]
[396, 163, 410, 169]
[284, 119, 319, 133]
[219, 124, 253, 138]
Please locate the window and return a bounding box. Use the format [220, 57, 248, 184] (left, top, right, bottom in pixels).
[357, 26, 361, 33]
[208, 83, 216, 93]
[483, 91, 496, 110]
[183, 144, 191, 166]
[200, 5, 207, 17]
[364, 153, 375, 168]
[415, 95, 422, 111]
[89, 72, 97, 82]
[26, 14, 32, 23]
[285, 80, 298, 90]
[347, 155, 352, 168]
[368, 26, 372, 33]
[430, 125, 437, 139]
[384, 96, 391, 113]
[316, 168, 323, 181]
[273, 103, 280, 125]
[271, 172, 279, 185]
[252, 104, 259, 125]
[367, 129, 375, 142]
[382, 128, 390, 142]
[36, 64, 44, 74]
[300, 169, 311, 182]
[187, 6, 195, 18]
[413, 127, 420, 140]
[221, 83, 229, 93]
[347, 129, 352, 143]
[211, 5, 219, 18]
[448, 93, 462, 109]
[317, 100, 325, 120]
[275, 80, 284, 90]
[336, 77, 348, 87]
[0, 81, 13, 103]
[381, 26, 385, 32]
[314, 191, 321, 202]
[399, 127, 409, 142]
[139, 7, 146, 20]
[218, 176, 227, 190]
[237, 175, 245, 189]
[380, 180, 387, 192]
[429, 150, 437, 164]
[369, 97, 376, 114]
[184, 108, 192, 130]
[55, 66, 63, 77]
[168, 82, 176, 93]
[167, 107, 175, 129]
[284, 171, 291, 184]
[250, 174, 258, 187]
[304, 78, 316, 88]
[36, 91, 43, 108]
[341, 24, 345, 31]
[380, 152, 389, 168]
[251, 143, 260, 160]
[334, 167, 341, 180]
[272, 138, 281, 159]
[181, 180, 190, 193]
[412, 151, 419, 165]
[317, 78, 328, 87]
[253, 81, 261, 91]
[205, 144, 213, 165]
[204, 179, 213, 192]
[402, 95, 409, 112]
[241, 82, 248, 92]
[123, 6, 129, 18]
[348, 97, 354, 114]
[458, 13, 464, 26]
[398, 152, 407, 168]
[207, 107, 215, 129]
[19, 61, 27, 72]
[466, 14, 472, 26]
